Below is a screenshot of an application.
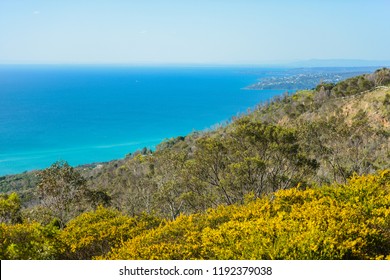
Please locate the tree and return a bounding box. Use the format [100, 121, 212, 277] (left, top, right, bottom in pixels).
[0, 193, 22, 224]
[186, 118, 318, 207]
[188, 136, 231, 206]
[36, 161, 87, 227]
[107, 154, 156, 216]
[227, 118, 318, 194]
[151, 149, 189, 219]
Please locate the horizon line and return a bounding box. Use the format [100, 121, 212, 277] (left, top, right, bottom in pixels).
[1, 59, 390, 68]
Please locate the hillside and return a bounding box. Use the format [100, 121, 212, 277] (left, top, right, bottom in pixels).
[101, 171, 390, 260]
[1, 171, 389, 260]
[1, 68, 389, 216]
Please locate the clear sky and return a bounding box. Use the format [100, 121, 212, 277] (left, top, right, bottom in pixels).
[0, 0, 389, 65]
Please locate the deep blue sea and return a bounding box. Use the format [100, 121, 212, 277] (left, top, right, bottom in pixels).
[0, 65, 284, 175]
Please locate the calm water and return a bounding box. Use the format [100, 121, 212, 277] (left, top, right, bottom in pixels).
[0, 65, 283, 175]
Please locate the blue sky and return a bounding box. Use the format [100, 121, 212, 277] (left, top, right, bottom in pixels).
[0, 0, 389, 65]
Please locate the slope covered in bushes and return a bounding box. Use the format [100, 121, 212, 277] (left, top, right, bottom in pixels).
[102, 171, 390, 260]
[2, 171, 389, 260]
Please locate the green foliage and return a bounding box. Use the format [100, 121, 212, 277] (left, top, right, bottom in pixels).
[0, 193, 22, 224]
[36, 161, 88, 227]
[21, 205, 57, 226]
[315, 82, 335, 92]
[331, 68, 390, 97]
[0, 172, 38, 194]
[150, 149, 190, 219]
[102, 154, 156, 216]
[86, 189, 112, 208]
[156, 136, 186, 151]
[187, 117, 318, 207]
[373, 68, 390, 86]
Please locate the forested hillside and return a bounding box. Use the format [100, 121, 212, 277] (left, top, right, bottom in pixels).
[0, 68, 389, 259]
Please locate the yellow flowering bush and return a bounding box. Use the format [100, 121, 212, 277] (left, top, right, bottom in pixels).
[1, 171, 388, 260]
[0, 221, 60, 259]
[60, 206, 161, 259]
[105, 171, 390, 260]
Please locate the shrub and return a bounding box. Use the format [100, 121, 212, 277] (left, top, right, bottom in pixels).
[0, 221, 60, 259]
[60, 206, 161, 259]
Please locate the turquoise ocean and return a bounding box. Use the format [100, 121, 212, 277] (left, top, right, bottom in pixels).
[0, 65, 284, 176]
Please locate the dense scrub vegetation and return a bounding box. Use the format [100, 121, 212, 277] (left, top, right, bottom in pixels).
[1, 171, 389, 260]
[102, 171, 390, 260]
[331, 67, 390, 96]
[0, 68, 389, 259]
